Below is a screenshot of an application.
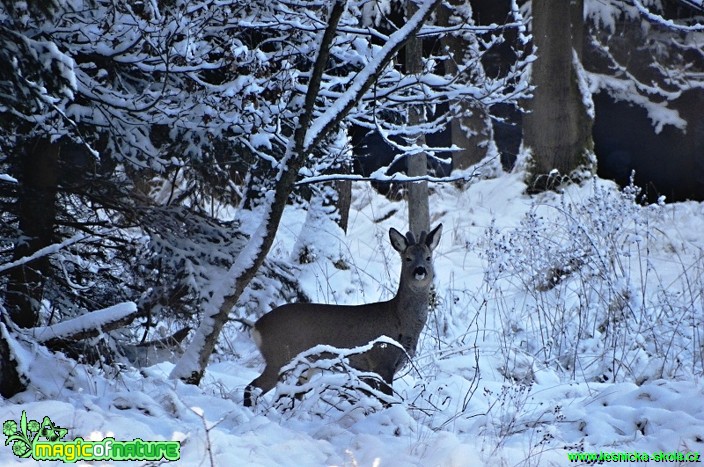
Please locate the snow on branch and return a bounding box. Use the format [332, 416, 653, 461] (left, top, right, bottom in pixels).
[587, 72, 687, 133]
[279, 335, 407, 376]
[296, 168, 483, 186]
[271, 336, 405, 412]
[0, 234, 92, 276]
[632, 0, 704, 31]
[31, 302, 140, 345]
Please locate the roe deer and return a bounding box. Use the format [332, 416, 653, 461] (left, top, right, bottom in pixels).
[243, 223, 442, 406]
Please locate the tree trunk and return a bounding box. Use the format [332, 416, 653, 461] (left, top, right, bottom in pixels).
[437, 0, 492, 171]
[523, 0, 593, 192]
[571, 0, 585, 62]
[330, 161, 352, 233]
[405, 0, 430, 236]
[6, 138, 60, 328]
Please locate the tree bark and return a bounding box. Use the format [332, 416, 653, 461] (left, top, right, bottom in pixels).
[329, 161, 352, 233]
[406, 0, 430, 236]
[523, 0, 593, 192]
[571, 0, 585, 62]
[334, 178, 351, 233]
[6, 138, 60, 328]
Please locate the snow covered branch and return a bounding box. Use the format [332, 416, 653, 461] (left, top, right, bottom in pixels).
[296, 169, 483, 186]
[632, 0, 704, 31]
[31, 302, 140, 345]
[0, 234, 92, 276]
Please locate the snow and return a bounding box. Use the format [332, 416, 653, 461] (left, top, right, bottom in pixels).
[3, 175, 704, 466]
[31, 302, 138, 343]
[574, 50, 595, 119]
[0, 234, 92, 276]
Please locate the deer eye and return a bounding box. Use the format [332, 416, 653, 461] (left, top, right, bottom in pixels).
[405, 257, 412, 262]
[426, 256, 431, 261]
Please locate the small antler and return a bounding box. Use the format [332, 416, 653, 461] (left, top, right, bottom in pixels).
[405, 231, 417, 244]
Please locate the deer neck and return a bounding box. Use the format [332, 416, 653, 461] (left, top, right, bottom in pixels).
[391, 278, 430, 348]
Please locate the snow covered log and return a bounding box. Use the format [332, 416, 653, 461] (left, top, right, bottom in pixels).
[31, 302, 140, 346]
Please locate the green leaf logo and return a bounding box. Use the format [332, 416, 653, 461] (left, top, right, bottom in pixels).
[3, 411, 67, 459]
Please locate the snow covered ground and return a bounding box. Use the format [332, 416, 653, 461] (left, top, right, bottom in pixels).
[2, 174, 703, 466]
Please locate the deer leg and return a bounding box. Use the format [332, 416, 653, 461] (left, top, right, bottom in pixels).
[356, 366, 394, 397]
[375, 367, 395, 395]
[243, 365, 279, 407]
[243, 383, 256, 407]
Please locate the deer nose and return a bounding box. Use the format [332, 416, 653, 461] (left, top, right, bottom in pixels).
[413, 267, 427, 280]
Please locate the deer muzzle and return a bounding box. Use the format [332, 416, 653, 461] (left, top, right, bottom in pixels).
[413, 266, 427, 280]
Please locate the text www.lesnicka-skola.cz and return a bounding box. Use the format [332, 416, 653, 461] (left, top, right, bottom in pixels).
[567, 450, 700, 462]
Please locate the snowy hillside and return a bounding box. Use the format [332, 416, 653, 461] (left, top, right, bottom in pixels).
[2, 174, 703, 466]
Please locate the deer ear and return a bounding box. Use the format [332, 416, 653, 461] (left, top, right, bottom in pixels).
[425, 224, 443, 251]
[389, 227, 408, 252]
